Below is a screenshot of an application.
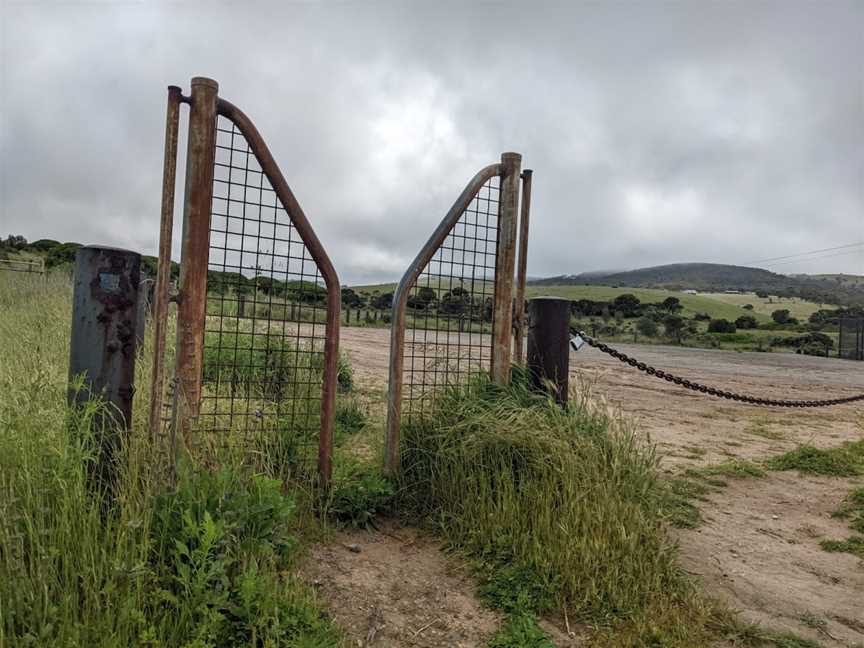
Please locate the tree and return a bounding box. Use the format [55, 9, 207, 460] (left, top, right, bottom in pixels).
[371, 292, 393, 310]
[439, 287, 471, 315]
[708, 319, 737, 333]
[735, 315, 758, 329]
[742, 304, 754, 311]
[771, 309, 792, 325]
[663, 314, 686, 343]
[416, 286, 437, 308]
[636, 316, 658, 337]
[612, 294, 642, 318]
[341, 288, 365, 308]
[660, 296, 683, 313]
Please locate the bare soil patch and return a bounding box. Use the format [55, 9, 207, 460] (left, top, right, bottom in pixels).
[678, 472, 864, 647]
[301, 522, 502, 647]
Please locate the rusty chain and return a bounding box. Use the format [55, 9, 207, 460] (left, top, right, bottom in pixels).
[569, 327, 864, 408]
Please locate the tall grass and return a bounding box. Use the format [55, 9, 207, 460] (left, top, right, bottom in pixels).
[399, 371, 715, 644]
[0, 273, 340, 646]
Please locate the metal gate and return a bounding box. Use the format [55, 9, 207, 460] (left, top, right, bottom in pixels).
[149, 78, 340, 483]
[839, 318, 864, 361]
[384, 154, 530, 473]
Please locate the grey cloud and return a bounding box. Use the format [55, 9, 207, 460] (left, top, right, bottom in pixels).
[1, 0, 861, 283]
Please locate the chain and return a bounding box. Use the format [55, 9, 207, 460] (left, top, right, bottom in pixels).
[569, 327, 864, 408]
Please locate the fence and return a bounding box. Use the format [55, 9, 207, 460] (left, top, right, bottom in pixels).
[839, 318, 864, 361]
[0, 258, 45, 275]
[383, 154, 530, 473]
[150, 78, 340, 484]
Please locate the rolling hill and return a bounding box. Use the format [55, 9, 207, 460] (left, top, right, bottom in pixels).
[531, 263, 864, 306]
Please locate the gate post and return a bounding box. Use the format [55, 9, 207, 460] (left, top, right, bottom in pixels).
[68, 246, 141, 489]
[491, 152, 522, 384]
[527, 297, 570, 405]
[174, 77, 218, 433]
[513, 169, 533, 365]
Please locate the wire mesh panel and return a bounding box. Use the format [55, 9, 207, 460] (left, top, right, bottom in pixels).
[403, 176, 501, 420]
[839, 318, 864, 361]
[199, 116, 330, 474]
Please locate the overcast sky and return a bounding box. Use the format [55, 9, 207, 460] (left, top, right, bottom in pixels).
[1, 1, 862, 284]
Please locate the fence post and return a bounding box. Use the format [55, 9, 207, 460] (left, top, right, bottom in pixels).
[174, 77, 218, 433]
[68, 246, 141, 489]
[527, 297, 571, 405]
[491, 152, 522, 384]
[513, 169, 533, 365]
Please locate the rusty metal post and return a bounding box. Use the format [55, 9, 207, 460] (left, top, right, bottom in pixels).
[174, 77, 218, 435]
[491, 152, 521, 384]
[69, 246, 141, 488]
[149, 85, 182, 441]
[513, 169, 533, 365]
[527, 296, 571, 405]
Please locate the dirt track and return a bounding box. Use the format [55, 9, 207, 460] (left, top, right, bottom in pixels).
[331, 327, 864, 646]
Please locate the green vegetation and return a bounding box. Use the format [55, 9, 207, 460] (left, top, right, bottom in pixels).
[767, 440, 864, 477]
[819, 487, 864, 559]
[398, 371, 722, 645]
[0, 272, 341, 647]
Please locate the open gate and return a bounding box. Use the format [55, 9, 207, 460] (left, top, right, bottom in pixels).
[149, 78, 340, 483]
[383, 154, 531, 473]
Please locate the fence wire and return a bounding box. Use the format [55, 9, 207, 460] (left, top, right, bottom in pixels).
[405, 176, 501, 420]
[199, 117, 328, 473]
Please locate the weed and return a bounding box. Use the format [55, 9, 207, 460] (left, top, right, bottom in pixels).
[337, 351, 354, 393]
[767, 441, 864, 476]
[819, 536, 864, 558]
[327, 465, 394, 528]
[335, 396, 367, 440]
[489, 611, 554, 648]
[399, 371, 708, 642]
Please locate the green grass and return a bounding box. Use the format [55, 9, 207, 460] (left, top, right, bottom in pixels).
[702, 291, 835, 320]
[398, 372, 722, 645]
[524, 284, 774, 321]
[767, 440, 864, 476]
[818, 487, 864, 559]
[0, 272, 342, 647]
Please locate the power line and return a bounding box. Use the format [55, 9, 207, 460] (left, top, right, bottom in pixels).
[760, 248, 864, 269]
[745, 241, 864, 266]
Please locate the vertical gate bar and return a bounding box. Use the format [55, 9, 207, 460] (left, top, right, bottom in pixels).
[174, 77, 218, 438]
[491, 152, 522, 384]
[148, 85, 182, 441]
[513, 169, 533, 365]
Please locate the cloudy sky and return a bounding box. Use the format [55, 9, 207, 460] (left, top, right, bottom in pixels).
[1, 1, 862, 284]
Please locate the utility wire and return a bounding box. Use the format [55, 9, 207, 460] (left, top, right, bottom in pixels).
[745, 241, 864, 266]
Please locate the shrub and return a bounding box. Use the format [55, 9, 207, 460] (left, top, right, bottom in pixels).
[735, 315, 758, 329]
[708, 319, 737, 333]
[636, 316, 659, 337]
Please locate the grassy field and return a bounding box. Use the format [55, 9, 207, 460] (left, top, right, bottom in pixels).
[701, 291, 834, 320]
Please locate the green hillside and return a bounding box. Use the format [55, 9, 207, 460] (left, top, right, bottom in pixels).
[524, 284, 771, 322]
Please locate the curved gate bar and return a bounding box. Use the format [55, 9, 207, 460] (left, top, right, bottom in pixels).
[215, 97, 341, 483]
[384, 162, 503, 474]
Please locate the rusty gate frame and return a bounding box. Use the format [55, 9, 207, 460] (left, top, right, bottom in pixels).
[148, 77, 341, 483]
[383, 153, 524, 474]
